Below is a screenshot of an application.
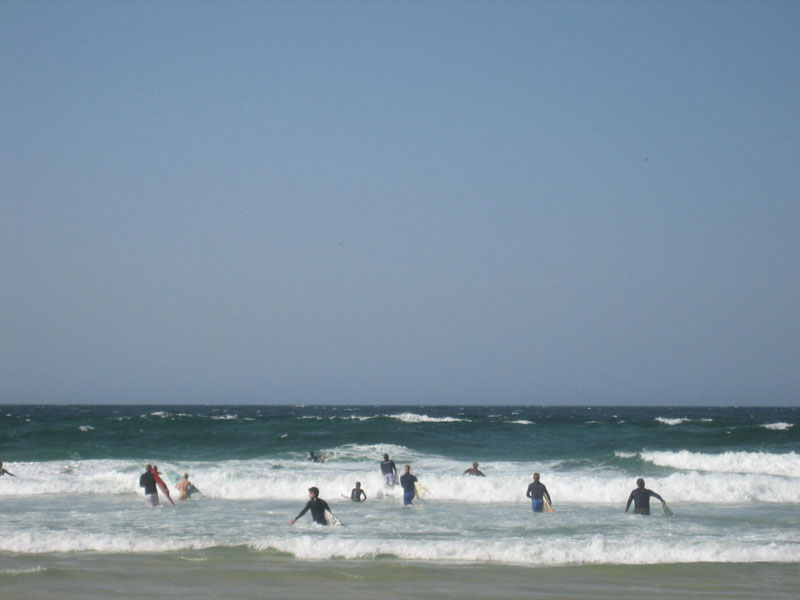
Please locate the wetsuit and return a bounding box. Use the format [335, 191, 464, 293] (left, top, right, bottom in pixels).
[526, 481, 551, 512]
[626, 487, 663, 515]
[380, 460, 397, 486]
[400, 472, 418, 506]
[0, 468, 15, 477]
[295, 497, 331, 525]
[350, 487, 367, 502]
[463, 468, 485, 477]
[139, 470, 158, 506]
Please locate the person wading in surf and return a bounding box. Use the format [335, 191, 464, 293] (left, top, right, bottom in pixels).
[625, 478, 664, 515]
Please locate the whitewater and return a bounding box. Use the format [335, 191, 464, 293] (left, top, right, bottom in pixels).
[1, 404, 798, 568]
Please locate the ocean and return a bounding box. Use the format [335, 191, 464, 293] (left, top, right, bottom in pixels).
[1, 405, 798, 599]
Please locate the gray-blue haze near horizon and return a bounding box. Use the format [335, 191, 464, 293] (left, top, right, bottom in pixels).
[1, 1, 798, 406]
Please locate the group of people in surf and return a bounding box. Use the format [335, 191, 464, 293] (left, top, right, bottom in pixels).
[133, 452, 667, 522]
[138, 464, 198, 507]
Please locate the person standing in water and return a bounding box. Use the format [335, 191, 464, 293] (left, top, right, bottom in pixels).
[0, 461, 16, 477]
[400, 464, 418, 506]
[290, 487, 333, 525]
[151, 465, 175, 506]
[526, 472, 552, 513]
[176, 473, 197, 500]
[463, 462, 486, 477]
[380, 453, 398, 487]
[139, 463, 159, 507]
[625, 478, 664, 515]
[350, 482, 367, 502]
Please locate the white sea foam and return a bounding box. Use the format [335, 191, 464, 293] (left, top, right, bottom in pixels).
[762, 422, 794, 431]
[78, 425, 95, 432]
[0, 566, 46, 576]
[2, 529, 797, 566]
[507, 420, 534, 425]
[655, 417, 689, 426]
[640, 449, 800, 478]
[2, 449, 799, 505]
[254, 535, 800, 565]
[614, 451, 637, 459]
[387, 413, 468, 423]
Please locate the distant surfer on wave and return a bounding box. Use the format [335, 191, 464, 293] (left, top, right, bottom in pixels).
[308, 451, 326, 463]
[0, 461, 16, 477]
[342, 481, 367, 502]
[526, 472, 552, 513]
[380, 453, 398, 487]
[400, 465, 418, 506]
[463, 461, 486, 477]
[291, 486, 333, 525]
[625, 478, 664, 515]
[139, 463, 159, 507]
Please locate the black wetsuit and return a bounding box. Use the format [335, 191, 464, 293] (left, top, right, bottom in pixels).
[400, 472, 417, 492]
[295, 497, 331, 525]
[626, 487, 663, 515]
[139, 470, 157, 495]
[463, 468, 485, 477]
[526, 481, 551, 503]
[350, 487, 367, 502]
[380, 460, 396, 475]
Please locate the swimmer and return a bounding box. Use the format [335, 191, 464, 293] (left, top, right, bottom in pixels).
[463, 461, 486, 477]
[0, 461, 16, 477]
[308, 451, 326, 463]
[176, 473, 198, 500]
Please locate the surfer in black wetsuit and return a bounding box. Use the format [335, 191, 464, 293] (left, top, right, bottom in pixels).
[526, 472, 552, 513]
[625, 478, 664, 515]
[290, 486, 332, 525]
[463, 462, 486, 477]
[0, 461, 15, 477]
[308, 451, 325, 463]
[380, 453, 398, 487]
[139, 463, 159, 507]
[349, 482, 367, 502]
[400, 465, 418, 506]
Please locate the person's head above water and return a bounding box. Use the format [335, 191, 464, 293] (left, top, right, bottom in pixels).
[637, 478, 645, 488]
[404, 464, 411, 473]
[145, 463, 151, 471]
[308, 486, 319, 498]
[355, 482, 361, 488]
[152, 465, 159, 473]
[533, 472, 540, 481]
[383, 453, 389, 461]
[473, 462, 479, 468]
[183, 473, 189, 480]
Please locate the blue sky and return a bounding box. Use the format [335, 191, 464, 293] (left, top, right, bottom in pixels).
[2, 1, 798, 405]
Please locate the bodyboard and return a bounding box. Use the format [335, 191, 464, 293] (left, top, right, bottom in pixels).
[414, 482, 428, 499]
[661, 501, 674, 517]
[324, 509, 342, 527]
